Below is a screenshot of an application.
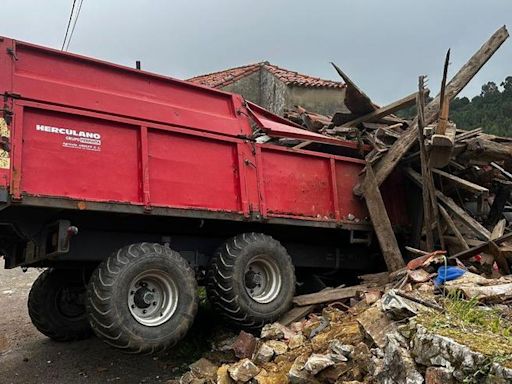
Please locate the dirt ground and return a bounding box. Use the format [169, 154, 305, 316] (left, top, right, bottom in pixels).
[0, 263, 196, 384]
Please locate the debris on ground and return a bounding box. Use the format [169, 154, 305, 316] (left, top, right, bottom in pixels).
[169, 26, 512, 384]
[171, 269, 512, 383]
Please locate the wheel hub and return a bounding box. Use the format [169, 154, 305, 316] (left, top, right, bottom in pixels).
[244, 255, 282, 304]
[127, 271, 179, 327]
[133, 286, 154, 309]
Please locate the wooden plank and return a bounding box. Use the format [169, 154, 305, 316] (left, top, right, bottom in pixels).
[417, 77, 434, 250]
[331, 62, 375, 115]
[354, 26, 509, 196]
[292, 285, 367, 306]
[339, 92, 417, 128]
[363, 166, 405, 271]
[432, 168, 489, 196]
[438, 204, 469, 250]
[455, 127, 483, 142]
[278, 306, 315, 325]
[437, 49, 451, 136]
[448, 231, 512, 261]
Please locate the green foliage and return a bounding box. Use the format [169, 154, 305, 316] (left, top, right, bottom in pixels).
[396, 76, 512, 137]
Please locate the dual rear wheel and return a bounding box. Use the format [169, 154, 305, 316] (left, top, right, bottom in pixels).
[27, 234, 295, 353]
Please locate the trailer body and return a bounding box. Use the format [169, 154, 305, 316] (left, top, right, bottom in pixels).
[0, 37, 407, 270]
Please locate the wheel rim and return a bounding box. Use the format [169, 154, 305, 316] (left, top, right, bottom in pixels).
[128, 270, 178, 327]
[244, 255, 282, 304]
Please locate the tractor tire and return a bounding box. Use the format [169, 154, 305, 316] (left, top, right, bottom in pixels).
[86, 243, 198, 354]
[28, 268, 92, 341]
[206, 233, 295, 329]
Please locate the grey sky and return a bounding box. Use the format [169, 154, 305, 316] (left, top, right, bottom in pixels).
[2, 1, 511, 105]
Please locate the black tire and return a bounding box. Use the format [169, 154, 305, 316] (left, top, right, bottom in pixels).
[86, 243, 198, 354]
[206, 233, 295, 328]
[28, 268, 92, 342]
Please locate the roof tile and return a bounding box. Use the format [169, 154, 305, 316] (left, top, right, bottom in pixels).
[188, 62, 345, 89]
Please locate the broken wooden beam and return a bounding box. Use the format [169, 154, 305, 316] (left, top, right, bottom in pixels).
[432, 168, 489, 197]
[363, 166, 405, 271]
[338, 92, 417, 128]
[462, 138, 512, 163]
[448, 231, 512, 261]
[292, 285, 367, 306]
[406, 167, 491, 240]
[331, 62, 375, 115]
[278, 305, 316, 325]
[354, 26, 509, 196]
[438, 204, 469, 250]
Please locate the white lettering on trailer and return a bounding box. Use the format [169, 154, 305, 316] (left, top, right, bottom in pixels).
[35, 124, 102, 152]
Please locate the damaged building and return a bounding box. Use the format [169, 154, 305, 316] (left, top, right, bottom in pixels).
[188, 61, 347, 116]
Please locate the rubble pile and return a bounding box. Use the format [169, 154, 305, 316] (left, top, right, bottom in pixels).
[169, 26, 512, 384]
[169, 266, 512, 383]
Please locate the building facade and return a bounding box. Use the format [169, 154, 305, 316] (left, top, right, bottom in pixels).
[188, 62, 347, 116]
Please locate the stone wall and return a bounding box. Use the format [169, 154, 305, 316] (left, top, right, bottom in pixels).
[259, 70, 287, 115]
[221, 71, 262, 105]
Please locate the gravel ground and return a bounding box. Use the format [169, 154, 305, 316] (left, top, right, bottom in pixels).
[0, 263, 189, 384]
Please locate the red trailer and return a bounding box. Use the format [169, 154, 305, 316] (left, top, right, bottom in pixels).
[0, 37, 407, 353]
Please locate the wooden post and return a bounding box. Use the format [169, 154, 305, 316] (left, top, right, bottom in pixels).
[354, 26, 509, 196]
[416, 76, 434, 250]
[363, 166, 405, 271]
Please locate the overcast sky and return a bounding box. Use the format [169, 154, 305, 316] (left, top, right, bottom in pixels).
[1, 1, 511, 105]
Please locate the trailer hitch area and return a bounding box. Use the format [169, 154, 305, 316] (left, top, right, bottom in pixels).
[45, 220, 78, 257]
[65, 226, 79, 249]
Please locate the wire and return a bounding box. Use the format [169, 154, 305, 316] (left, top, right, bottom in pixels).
[65, 0, 85, 51]
[62, 0, 77, 50]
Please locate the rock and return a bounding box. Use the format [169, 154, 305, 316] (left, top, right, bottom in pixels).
[408, 269, 433, 283]
[253, 342, 274, 364]
[266, 340, 288, 355]
[375, 332, 424, 384]
[329, 340, 354, 358]
[228, 359, 260, 383]
[189, 358, 218, 381]
[217, 365, 234, 384]
[288, 334, 305, 350]
[288, 355, 319, 384]
[489, 363, 512, 383]
[304, 353, 335, 375]
[289, 321, 304, 333]
[179, 372, 202, 384]
[317, 363, 349, 383]
[424, 367, 456, 384]
[231, 331, 257, 359]
[411, 325, 505, 381]
[365, 289, 382, 305]
[356, 301, 397, 348]
[261, 323, 285, 340]
[381, 289, 425, 320]
[253, 369, 288, 384]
